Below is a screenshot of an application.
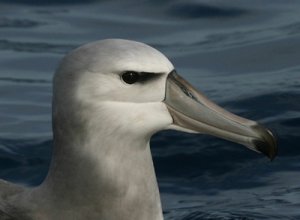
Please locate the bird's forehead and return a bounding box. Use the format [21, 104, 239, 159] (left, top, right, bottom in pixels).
[65, 39, 174, 74]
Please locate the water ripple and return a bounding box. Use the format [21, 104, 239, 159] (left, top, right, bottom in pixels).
[0, 138, 52, 185]
[165, 209, 298, 220]
[0, 77, 50, 84]
[168, 3, 249, 19]
[0, 0, 98, 5]
[0, 17, 41, 28]
[0, 39, 75, 54]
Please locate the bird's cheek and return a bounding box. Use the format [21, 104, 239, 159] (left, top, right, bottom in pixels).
[133, 102, 173, 135]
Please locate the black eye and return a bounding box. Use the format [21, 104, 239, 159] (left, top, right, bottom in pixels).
[121, 71, 140, 84]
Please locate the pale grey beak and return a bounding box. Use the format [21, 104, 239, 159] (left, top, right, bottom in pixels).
[164, 70, 278, 160]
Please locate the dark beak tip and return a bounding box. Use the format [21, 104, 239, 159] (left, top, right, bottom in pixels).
[268, 147, 278, 162]
[253, 136, 278, 161]
[268, 129, 279, 161]
[250, 124, 278, 161]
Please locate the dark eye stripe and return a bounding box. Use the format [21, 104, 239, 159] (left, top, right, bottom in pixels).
[138, 72, 163, 83]
[121, 71, 163, 84]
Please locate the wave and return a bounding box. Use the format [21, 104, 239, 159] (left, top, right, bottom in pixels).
[168, 3, 249, 19]
[0, 39, 75, 54]
[0, 0, 99, 5]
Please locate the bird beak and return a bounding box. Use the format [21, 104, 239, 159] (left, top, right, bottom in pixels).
[163, 70, 278, 160]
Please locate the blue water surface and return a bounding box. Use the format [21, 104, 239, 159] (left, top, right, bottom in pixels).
[0, 0, 300, 219]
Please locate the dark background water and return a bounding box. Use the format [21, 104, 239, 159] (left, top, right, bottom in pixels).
[0, 0, 299, 219]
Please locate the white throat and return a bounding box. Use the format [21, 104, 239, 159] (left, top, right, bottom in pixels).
[31, 101, 168, 220]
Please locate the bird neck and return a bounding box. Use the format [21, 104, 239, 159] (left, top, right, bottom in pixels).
[35, 123, 164, 220]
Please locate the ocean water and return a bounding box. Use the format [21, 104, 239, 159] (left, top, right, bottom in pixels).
[0, 0, 299, 219]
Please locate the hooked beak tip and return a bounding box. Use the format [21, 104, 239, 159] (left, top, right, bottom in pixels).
[251, 126, 278, 161]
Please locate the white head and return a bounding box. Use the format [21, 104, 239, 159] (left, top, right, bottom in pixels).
[52, 38, 276, 160]
[52, 39, 176, 145]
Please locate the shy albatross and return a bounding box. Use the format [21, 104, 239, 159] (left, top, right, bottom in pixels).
[0, 39, 277, 220]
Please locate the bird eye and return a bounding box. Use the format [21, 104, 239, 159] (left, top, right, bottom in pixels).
[121, 71, 140, 84]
